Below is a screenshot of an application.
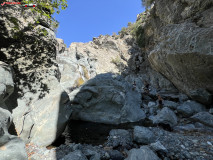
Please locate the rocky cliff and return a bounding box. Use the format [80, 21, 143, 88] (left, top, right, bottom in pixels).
[0, 0, 213, 160]
[0, 4, 72, 148]
[142, 0, 213, 105]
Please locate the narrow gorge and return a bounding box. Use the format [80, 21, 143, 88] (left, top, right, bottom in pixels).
[0, 0, 213, 160]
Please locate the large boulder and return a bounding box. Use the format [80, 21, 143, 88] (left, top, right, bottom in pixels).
[125, 146, 160, 160]
[69, 73, 146, 124]
[12, 85, 72, 147]
[177, 100, 206, 117]
[151, 107, 178, 128]
[133, 126, 156, 144]
[148, 0, 213, 105]
[190, 112, 213, 128]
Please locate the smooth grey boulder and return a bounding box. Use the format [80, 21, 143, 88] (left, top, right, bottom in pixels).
[190, 112, 213, 128]
[177, 100, 206, 117]
[28, 90, 72, 147]
[152, 107, 178, 127]
[125, 146, 160, 160]
[12, 81, 72, 147]
[0, 62, 14, 102]
[0, 135, 28, 160]
[62, 150, 87, 160]
[106, 129, 133, 148]
[69, 73, 146, 124]
[133, 126, 155, 144]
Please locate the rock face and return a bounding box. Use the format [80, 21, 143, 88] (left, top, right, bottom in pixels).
[0, 61, 14, 103]
[56, 39, 96, 95]
[0, 62, 27, 160]
[0, 5, 72, 146]
[57, 29, 177, 94]
[69, 73, 146, 124]
[146, 0, 213, 105]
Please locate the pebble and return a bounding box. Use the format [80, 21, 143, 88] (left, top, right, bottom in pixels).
[180, 145, 185, 149]
[207, 141, 212, 146]
[192, 140, 198, 143]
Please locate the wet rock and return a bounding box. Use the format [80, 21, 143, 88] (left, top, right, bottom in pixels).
[152, 107, 177, 128]
[69, 73, 146, 124]
[190, 112, 213, 128]
[106, 129, 133, 148]
[125, 146, 160, 160]
[133, 126, 156, 144]
[177, 100, 206, 117]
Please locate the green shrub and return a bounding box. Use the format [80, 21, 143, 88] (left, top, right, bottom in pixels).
[118, 27, 128, 37]
[22, 0, 68, 31]
[141, 0, 155, 8]
[126, 18, 146, 47]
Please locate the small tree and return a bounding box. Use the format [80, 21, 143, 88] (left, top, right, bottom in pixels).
[141, 0, 155, 8]
[22, 0, 68, 30]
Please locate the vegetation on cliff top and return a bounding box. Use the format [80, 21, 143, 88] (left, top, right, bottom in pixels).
[118, 16, 146, 48]
[142, 0, 155, 8]
[22, 0, 68, 29]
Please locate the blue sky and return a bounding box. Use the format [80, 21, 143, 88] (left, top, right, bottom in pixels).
[53, 0, 145, 46]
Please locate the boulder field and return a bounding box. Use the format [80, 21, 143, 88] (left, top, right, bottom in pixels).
[0, 0, 213, 160]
